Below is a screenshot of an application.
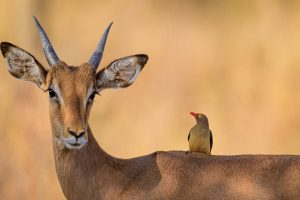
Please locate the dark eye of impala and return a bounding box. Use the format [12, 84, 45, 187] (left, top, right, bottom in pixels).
[88, 92, 96, 104]
[48, 89, 56, 98]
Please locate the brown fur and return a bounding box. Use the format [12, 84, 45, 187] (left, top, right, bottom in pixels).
[54, 132, 300, 200]
[48, 62, 95, 143]
[2, 42, 300, 200]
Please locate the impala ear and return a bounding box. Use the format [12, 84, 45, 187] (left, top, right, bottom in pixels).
[95, 54, 148, 92]
[1, 42, 48, 90]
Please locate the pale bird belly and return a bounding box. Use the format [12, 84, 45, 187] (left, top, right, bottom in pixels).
[189, 135, 210, 154]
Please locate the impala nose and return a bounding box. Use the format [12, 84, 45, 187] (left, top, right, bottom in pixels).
[68, 128, 85, 138]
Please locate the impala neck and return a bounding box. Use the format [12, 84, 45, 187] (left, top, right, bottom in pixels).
[51, 125, 119, 198]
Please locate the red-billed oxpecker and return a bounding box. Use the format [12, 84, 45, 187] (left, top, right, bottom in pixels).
[188, 112, 213, 154]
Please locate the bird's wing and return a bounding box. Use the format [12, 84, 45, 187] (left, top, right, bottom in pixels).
[210, 130, 213, 152]
[188, 130, 191, 141]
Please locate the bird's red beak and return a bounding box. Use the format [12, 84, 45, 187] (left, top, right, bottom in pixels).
[190, 112, 197, 117]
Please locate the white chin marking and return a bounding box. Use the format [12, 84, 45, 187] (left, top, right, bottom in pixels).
[64, 139, 87, 150]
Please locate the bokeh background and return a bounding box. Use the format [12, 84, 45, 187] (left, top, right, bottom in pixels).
[1, 0, 300, 199]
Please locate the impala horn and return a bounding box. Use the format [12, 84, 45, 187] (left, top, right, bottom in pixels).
[88, 22, 113, 70]
[33, 16, 60, 66]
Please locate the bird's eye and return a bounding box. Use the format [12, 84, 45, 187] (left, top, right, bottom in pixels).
[48, 89, 56, 98]
[88, 92, 96, 104]
[198, 114, 202, 118]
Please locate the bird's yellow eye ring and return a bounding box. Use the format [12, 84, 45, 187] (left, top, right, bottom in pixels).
[198, 114, 202, 118]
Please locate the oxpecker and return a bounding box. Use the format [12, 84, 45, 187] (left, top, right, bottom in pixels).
[188, 112, 213, 154]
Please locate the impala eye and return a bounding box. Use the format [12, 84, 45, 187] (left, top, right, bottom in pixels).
[88, 92, 96, 104]
[48, 89, 56, 98]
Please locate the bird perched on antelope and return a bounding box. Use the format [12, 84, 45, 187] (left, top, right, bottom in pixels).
[188, 112, 213, 154]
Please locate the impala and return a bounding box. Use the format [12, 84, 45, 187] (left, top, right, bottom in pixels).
[1, 17, 300, 200]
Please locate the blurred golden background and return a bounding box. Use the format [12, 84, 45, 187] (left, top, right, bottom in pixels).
[1, 0, 300, 199]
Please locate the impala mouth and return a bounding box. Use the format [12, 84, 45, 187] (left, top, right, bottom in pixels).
[64, 142, 85, 150]
[62, 137, 87, 150]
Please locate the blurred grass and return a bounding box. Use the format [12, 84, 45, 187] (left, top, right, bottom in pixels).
[1, 0, 300, 199]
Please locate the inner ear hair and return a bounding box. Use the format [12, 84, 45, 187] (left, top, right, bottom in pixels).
[95, 54, 148, 91]
[1, 42, 48, 89]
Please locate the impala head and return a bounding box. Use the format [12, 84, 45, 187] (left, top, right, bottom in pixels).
[1, 17, 148, 150]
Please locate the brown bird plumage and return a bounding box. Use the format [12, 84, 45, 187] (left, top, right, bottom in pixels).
[188, 112, 213, 154]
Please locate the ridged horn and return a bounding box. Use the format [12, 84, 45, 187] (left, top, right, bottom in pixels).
[33, 16, 60, 66]
[88, 22, 113, 70]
